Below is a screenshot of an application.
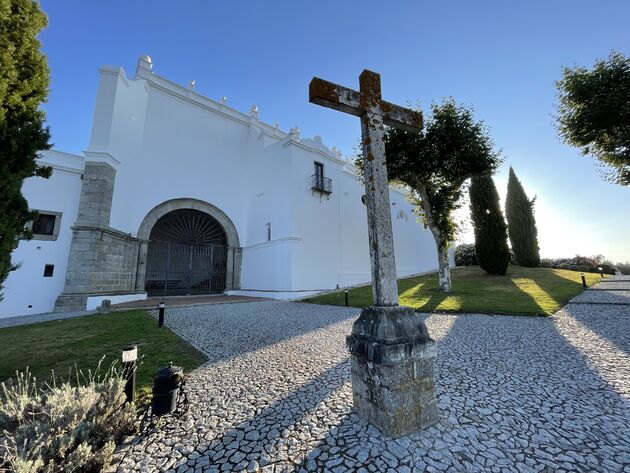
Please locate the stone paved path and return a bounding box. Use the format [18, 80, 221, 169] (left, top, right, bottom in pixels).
[118, 277, 630, 472]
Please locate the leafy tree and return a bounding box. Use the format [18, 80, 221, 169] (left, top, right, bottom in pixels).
[0, 0, 52, 297]
[376, 99, 502, 292]
[505, 167, 540, 267]
[556, 52, 630, 185]
[469, 174, 510, 274]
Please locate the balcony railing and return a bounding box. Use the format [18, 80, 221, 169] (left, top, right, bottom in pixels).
[311, 174, 332, 194]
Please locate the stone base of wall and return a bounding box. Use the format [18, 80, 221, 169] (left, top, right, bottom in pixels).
[346, 305, 438, 437]
[54, 294, 90, 312]
[54, 291, 148, 312]
[55, 225, 140, 313]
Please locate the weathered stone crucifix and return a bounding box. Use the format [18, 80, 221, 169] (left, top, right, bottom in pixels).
[310, 70, 422, 306]
[310, 70, 438, 437]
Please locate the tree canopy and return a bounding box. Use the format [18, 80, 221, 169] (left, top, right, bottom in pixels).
[0, 0, 52, 296]
[371, 98, 502, 291]
[385, 100, 502, 240]
[556, 52, 630, 185]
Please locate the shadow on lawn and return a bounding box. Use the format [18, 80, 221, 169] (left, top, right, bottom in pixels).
[415, 290, 449, 312]
[401, 267, 563, 315]
[528, 269, 583, 306]
[482, 267, 589, 316]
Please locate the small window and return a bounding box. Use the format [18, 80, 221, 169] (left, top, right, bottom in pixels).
[33, 214, 56, 236]
[266, 223, 272, 242]
[43, 264, 54, 277]
[30, 210, 62, 241]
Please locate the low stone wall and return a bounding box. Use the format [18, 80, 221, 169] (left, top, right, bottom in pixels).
[55, 226, 140, 312]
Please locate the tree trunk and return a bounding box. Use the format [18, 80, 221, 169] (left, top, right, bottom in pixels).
[417, 183, 452, 292]
[436, 243, 452, 293]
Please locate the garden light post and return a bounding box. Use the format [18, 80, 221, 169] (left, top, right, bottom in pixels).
[158, 302, 165, 327]
[580, 273, 587, 288]
[122, 345, 138, 404]
[344, 289, 349, 307]
[599, 267, 605, 277]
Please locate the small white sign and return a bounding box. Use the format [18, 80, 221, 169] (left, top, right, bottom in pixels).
[122, 346, 138, 363]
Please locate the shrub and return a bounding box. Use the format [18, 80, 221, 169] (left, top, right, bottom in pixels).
[543, 255, 616, 271]
[0, 361, 136, 472]
[455, 244, 478, 266]
[569, 264, 579, 271]
[572, 255, 599, 267]
[578, 265, 590, 272]
[540, 261, 552, 268]
[559, 263, 570, 270]
[598, 264, 616, 275]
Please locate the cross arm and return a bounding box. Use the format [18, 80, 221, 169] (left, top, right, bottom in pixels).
[380, 101, 423, 133]
[309, 75, 423, 134]
[309, 77, 361, 117]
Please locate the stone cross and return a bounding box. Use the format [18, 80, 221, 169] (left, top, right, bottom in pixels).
[310, 71, 438, 437]
[309, 70, 422, 307]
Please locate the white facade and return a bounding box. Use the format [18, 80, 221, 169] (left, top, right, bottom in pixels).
[0, 56, 441, 318]
[0, 151, 84, 316]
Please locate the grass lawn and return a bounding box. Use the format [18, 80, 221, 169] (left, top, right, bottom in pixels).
[304, 266, 602, 315]
[0, 310, 206, 403]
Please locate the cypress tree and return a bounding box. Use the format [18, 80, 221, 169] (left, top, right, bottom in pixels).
[469, 174, 510, 274]
[0, 0, 52, 297]
[505, 167, 540, 267]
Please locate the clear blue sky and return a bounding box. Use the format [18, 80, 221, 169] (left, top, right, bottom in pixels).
[39, 0, 630, 262]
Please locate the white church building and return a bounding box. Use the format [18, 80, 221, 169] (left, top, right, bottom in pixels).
[0, 56, 442, 318]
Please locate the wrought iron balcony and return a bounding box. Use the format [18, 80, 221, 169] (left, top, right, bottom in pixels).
[311, 174, 332, 194]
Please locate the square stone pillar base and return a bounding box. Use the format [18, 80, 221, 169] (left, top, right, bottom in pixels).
[346, 305, 438, 437]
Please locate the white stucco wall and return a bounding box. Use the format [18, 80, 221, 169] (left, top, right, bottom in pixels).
[0, 151, 84, 318]
[287, 146, 438, 293]
[92, 63, 297, 292]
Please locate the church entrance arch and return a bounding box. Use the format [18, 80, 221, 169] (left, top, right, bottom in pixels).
[146, 209, 227, 296]
[135, 199, 242, 295]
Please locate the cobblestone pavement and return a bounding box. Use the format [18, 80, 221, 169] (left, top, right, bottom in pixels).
[118, 278, 630, 472]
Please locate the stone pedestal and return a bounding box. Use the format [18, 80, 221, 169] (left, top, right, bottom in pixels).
[346, 306, 438, 437]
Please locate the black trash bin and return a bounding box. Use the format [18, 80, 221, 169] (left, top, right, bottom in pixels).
[152, 363, 184, 416]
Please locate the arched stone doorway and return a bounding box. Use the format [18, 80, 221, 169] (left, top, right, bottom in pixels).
[135, 199, 242, 294]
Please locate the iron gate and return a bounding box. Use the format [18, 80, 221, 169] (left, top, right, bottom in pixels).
[145, 241, 227, 296]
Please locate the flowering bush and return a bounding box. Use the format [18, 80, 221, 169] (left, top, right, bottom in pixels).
[0, 361, 136, 472]
[455, 244, 478, 266]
